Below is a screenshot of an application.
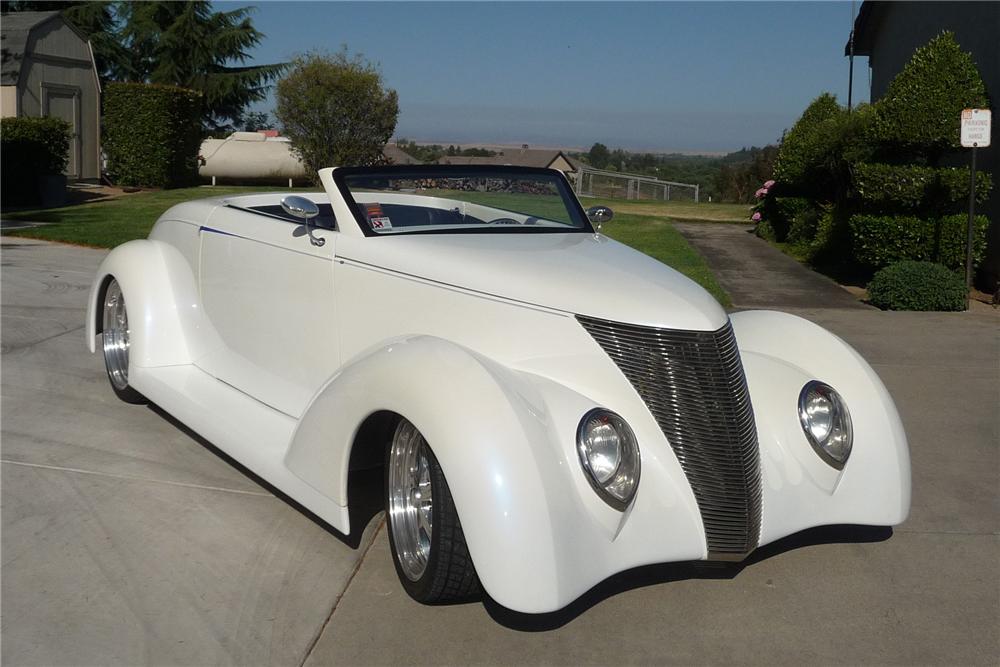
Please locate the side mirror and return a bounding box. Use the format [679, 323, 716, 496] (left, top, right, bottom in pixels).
[281, 195, 324, 247]
[586, 206, 614, 231]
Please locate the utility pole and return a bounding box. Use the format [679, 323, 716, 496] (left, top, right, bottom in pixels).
[847, 0, 856, 111]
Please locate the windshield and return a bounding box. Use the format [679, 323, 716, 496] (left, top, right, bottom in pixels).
[335, 167, 591, 236]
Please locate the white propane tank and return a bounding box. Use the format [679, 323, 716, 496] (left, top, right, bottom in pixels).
[199, 132, 309, 182]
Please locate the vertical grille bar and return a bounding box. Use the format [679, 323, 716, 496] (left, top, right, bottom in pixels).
[577, 315, 762, 559]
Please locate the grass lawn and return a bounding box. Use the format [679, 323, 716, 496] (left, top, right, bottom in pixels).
[4, 186, 730, 306]
[2, 186, 308, 247]
[604, 213, 729, 305]
[586, 196, 751, 223]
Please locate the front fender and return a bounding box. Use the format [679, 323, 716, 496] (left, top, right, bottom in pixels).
[731, 310, 911, 545]
[286, 336, 601, 612]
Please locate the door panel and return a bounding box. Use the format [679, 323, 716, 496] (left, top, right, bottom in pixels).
[197, 207, 338, 417]
[44, 89, 80, 179]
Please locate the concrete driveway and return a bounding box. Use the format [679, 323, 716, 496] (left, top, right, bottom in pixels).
[2, 236, 998, 665]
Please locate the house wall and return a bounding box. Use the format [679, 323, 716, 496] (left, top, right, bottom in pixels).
[17, 18, 100, 181]
[1, 86, 17, 117]
[865, 2, 1000, 288]
[547, 155, 576, 174]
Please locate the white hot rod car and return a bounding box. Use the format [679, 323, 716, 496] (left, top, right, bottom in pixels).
[87, 165, 910, 613]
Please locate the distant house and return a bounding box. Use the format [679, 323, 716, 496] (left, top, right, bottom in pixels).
[383, 143, 422, 165]
[439, 145, 581, 175]
[847, 0, 1000, 287]
[1, 11, 101, 181]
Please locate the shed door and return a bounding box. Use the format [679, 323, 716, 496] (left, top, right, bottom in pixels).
[43, 88, 81, 179]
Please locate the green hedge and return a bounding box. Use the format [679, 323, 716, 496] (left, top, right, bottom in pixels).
[867, 261, 967, 311]
[852, 162, 992, 211]
[869, 32, 988, 154]
[103, 82, 203, 188]
[772, 93, 844, 197]
[1, 116, 70, 204]
[850, 213, 989, 271]
[760, 196, 812, 242]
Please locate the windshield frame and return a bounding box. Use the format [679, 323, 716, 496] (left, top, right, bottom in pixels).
[331, 165, 595, 237]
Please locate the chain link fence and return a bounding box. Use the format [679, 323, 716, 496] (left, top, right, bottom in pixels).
[575, 167, 700, 202]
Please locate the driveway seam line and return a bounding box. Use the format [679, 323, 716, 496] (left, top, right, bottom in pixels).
[1, 324, 85, 354]
[0, 458, 275, 497]
[298, 517, 385, 667]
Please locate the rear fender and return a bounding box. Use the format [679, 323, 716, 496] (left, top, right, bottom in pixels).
[86, 239, 215, 368]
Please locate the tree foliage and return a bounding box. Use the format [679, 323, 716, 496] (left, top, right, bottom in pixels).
[870, 32, 989, 160]
[117, 2, 285, 132]
[276, 50, 399, 179]
[587, 142, 610, 169]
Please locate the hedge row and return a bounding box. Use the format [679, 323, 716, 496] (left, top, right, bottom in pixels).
[852, 162, 991, 211]
[850, 213, 989, 271]
[0, 116, 70, 205]
[103, 82, 203, 188]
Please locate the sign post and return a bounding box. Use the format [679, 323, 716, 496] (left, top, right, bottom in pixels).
[960, 109, 991, 309]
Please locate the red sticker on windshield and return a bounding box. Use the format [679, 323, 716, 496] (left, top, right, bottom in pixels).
[364, 203, 391, 229]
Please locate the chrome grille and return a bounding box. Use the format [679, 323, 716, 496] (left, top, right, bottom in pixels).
[577, 315, 762, 559]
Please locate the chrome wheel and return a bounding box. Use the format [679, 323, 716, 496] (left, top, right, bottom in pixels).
[102, 279, 130, 390]
[388, 420, 434, 582]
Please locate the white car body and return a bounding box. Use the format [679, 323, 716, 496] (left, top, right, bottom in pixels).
[86, 166, 910, 614]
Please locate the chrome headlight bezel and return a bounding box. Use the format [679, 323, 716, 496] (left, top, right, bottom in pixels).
[576, 408, 641, 511]
[798, 380, 853, 469]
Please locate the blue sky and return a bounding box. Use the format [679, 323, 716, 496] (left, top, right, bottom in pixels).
[231, 1, 868, 153]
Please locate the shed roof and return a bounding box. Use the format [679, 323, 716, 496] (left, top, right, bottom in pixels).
[1, 10, 87, 85]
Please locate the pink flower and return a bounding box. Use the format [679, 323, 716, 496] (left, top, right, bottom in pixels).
[755, 188, 768, 199]
[763, 180, 775, 189]
[751, 212, 762, 222]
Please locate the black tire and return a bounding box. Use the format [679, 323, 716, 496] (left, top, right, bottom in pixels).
[101, 278, 147, 405]
[385, 419, 479, 603]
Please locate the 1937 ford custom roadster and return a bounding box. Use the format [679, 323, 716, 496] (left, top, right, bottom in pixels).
[87, 165, 910, 613]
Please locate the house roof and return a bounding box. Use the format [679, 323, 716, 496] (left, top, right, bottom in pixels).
[1, 10, 87, 86]
[845, 1, 885, 57]
[438, 147, 579, 171]
[383, 144, 422, 165]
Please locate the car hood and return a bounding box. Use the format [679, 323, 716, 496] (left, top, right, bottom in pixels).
[336, 232, 728, 331]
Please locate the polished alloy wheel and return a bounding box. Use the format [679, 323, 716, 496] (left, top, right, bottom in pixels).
[102, 279, 130, 390]
[388, 420, 434, 582]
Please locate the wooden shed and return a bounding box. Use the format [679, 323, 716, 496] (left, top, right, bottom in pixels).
[1, 11, 101, 181]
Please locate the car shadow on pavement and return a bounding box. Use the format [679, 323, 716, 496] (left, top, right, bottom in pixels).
[483, 524, 893, 632]
[148, 404, 384, 549]
[148, 405, 892, 631]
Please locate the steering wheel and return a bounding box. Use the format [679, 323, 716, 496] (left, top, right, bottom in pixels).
[486, 217, 521, 225]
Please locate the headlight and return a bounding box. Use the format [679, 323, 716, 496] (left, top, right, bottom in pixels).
[577, 409, 640, 510]
[798, 381, 853, 469]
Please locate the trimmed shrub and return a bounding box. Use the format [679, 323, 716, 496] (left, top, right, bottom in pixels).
[760, 196, 811, 242]
[867, 261, 967, 311]
[772, 94, 844, 197]
[850, 213, 989, 270]
[1, 116, 70, 205]
[103, 82, 203, 188]
[852, 162, 992, 212]
[870, 32, 988, 157]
